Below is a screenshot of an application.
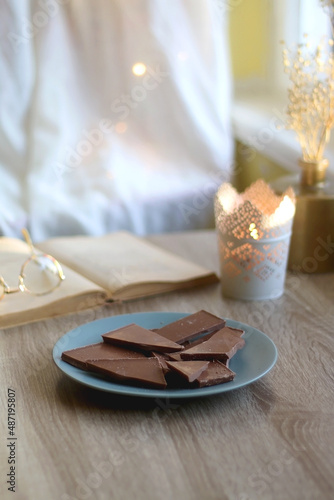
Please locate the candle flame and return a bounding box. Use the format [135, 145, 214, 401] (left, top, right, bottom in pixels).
[215, 180, 296, 239]
[249, 223, 259, 239]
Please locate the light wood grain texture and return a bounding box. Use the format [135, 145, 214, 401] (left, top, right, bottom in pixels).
[0, 230, 333, 500]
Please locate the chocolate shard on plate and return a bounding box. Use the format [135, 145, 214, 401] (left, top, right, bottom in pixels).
[166, 360, 209, 383]
[227, 326, 245, 337]
[61, 342, 146, 370]
[165, 352, 183, 362]
[182, 330, 217, 347]
[86, 358, 167, 389]
[150, 352, 171, 374]
[180, 327, 245, 362]
[194, 361, 235, 387]
[154, 310, 226, 344]
[102, 323, 184, 353]
[166, 331, 217, 361]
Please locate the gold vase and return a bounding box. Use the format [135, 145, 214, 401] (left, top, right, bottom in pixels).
[271, 159, 334, 273]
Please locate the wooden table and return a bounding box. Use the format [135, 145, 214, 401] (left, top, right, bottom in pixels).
[1, 230, 333, 500]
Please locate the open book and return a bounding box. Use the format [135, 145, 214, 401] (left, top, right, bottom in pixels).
[0, 231, 218, 329]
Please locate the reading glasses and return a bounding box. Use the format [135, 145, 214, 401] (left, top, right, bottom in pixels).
[0, 229, 65, 301]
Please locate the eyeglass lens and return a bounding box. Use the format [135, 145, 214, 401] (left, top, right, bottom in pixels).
[21, 255, 62, 295]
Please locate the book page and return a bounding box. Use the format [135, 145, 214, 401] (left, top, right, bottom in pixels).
[37, 231, 217, 296]
[0, 237, 108, 328]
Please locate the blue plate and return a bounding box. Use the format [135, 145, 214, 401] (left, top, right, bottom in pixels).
[53, 312, 277, 398]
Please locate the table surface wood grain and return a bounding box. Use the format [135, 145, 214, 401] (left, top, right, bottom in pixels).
[1, 230, 333, 500]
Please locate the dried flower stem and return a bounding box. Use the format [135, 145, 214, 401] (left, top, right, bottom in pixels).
[283, 37, 334, 162]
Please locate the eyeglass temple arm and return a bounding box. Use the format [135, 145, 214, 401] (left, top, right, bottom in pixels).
[21, 228, 35, 253]
[0, 276, 18, 294]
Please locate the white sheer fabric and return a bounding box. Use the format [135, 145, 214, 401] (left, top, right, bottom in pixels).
[0, 0, 233, 240]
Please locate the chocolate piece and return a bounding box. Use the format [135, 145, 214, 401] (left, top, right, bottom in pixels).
[194, 361, 235, 387]
[166, 332, 217, 361]
[182, 330, 217, 347]
[155, 310, 226, 344]
[150, 352, 171, 374]
[165, 352, 183, 362]
[226, 326, 245, 337]
[61, 342, 146, 370]
[166, 360, 209, 383]
[102, 323, 184, 353]
[180, 327, 245, 362]
[62, 313, 245, 391]
[86, 358, 167, 389]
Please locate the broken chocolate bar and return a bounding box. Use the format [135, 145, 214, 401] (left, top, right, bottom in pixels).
[194, 361, 235, 387]
[166, 331, 218, 361]
[155, 310, 226, 344]
[61, 342, 146, 370]
[227, 326, 245, 337]
[180, 327, 245, 362]
[166, 360, 209, 383]
[102, 323, 184, 353]
[61, 311, 246, 391]
[86, 358, 167, 389]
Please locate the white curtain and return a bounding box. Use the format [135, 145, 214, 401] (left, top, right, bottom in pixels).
[0, 0, 233, 240]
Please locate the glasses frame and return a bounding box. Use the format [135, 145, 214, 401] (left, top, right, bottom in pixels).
[0, 229, 65, 301]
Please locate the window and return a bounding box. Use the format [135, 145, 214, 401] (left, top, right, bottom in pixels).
[269, 0, 332, 93]
[230, 0, 334, 175]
